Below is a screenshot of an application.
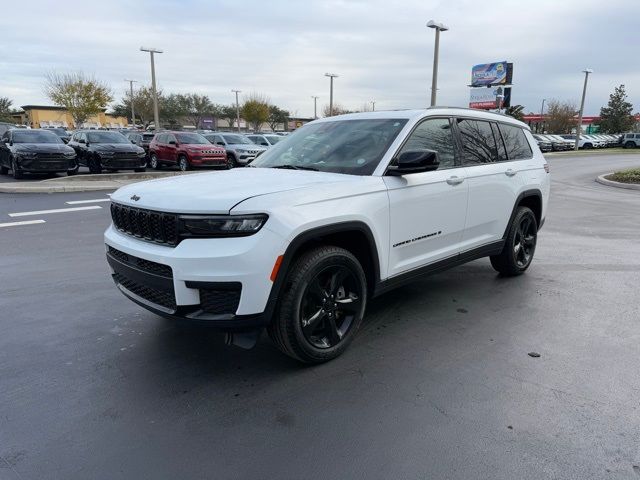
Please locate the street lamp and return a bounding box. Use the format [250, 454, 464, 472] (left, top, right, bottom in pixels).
[311, 96, 319, 119]
[426, 20, 449, 107]
[539, 98, 546, 133]
[124, 79, 137, 128]
[140, 47, 163, 130]
[325, 73, 338, 116]
[575, 69, 593, 151]
[371, 100, 376, 112]
[231, 90, 241, 132]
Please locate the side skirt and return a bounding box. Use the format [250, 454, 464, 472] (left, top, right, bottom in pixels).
[373, 240, 504, 297]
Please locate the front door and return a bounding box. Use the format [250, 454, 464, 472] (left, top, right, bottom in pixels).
[384, 117, 470, 278]
[165, 133, 178, 164]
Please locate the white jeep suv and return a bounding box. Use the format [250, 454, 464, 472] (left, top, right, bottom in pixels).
[105, 108, 550, 363]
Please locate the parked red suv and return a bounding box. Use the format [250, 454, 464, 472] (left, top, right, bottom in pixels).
[148, 131, 228, 170]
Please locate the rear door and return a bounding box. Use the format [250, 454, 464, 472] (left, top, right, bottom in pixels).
[458, 119, 535, 250]
[384, 117, 470, 277]
[155, 133, 167, 160]
[165, 134, 178, 164]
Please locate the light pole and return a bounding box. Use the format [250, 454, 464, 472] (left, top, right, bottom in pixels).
[427, 20, 449, 107]
[325, 73, 338, 116]
[124, 79, 137, 128]
[311, 96, 319, 119]
[574, 69, 593, 151]
[371, 100, 376, 111]
[140, 47, 163, 130]
[231, 89, 241, 132]
[539, 98, 546, 133]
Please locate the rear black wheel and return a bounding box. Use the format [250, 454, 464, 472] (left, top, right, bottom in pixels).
[268, 246, 367, 363]
[227, 153, 237, 168]
[490, 206, 537, 276]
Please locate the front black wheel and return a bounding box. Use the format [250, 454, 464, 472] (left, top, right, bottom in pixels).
[227, 154, 237, 168]
[88, 156, 102, 174]
[0, 163, 8, 175]
[490, 206, 538, 276]
[11, 157, 23, 179]
[625, 141, 636, 149]
[178, 155, 190, 171]
[149, 153, 161, 170]
[268, 246, 367, 363]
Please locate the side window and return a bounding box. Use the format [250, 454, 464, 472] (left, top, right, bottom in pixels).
[78, 133, 86, 143]
[491, 123, 508, 162]
[2, 131, 9, 143]
[498, 124, 533, 160]
[213, 135, 224, 145]
[157, 134, 166, 143]
[398, 118, 456, 170]
[166, 134, 176, 144]
[457, 119, 497, 164]
[635, 134, 640, 139]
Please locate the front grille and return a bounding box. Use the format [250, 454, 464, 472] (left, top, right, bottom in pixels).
[36, 153, 66, 160]
[201, 149, 224, 155]
[111, 203, 179, 246]
[199, 284, 241, 315]
[113, 272, 176, 310]
[107, 246, 172, 277]
[114, 151, 136, 157]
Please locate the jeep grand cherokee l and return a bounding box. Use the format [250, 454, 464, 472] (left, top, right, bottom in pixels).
[0, 128, 77, 178]
[68, 130, 146, 173]
[105, 108, 550, 363]
[148, 132, 228, 171]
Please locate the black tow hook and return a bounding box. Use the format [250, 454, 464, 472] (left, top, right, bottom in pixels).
[224, 329, 261, 350]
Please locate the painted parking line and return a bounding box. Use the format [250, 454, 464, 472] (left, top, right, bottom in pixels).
[8, 206, 103, 217]
[0, 220, 46, 228]
[65, 198, 112, 205]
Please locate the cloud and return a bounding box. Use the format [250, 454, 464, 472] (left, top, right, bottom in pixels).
[0, 0, 638, 117]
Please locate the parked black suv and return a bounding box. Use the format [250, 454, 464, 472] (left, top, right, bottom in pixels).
[44, 127, 71, 144]
[0, 129, 77, 179]
[68, 130, 146, 174]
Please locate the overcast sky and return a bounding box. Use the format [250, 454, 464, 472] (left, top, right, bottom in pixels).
[1, 0, 638, 118]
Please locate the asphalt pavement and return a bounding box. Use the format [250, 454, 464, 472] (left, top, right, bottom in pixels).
[1, 153, 640, 479]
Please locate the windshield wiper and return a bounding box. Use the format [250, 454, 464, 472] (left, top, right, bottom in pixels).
[270, 164, 319, 171]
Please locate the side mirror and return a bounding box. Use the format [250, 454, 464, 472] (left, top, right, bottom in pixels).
[131, 139, 136, 144]
[261, 142, 269, 146]
[78, 138, 86, 144]
[168, 140, 177, 145]
[216, 141, 225, 146]
[387, 150, 440, 176]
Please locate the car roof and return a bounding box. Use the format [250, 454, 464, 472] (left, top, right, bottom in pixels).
[311, 107, 530, 130]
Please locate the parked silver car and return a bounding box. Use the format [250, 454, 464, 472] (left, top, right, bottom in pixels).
[246, 134, 284, 147]
[204, 133, 267, 166]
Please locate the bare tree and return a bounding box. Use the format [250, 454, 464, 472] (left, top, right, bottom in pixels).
[545, 100, 578, 134]
[322, 103, 351, 117]
[44, 72, 113, 128]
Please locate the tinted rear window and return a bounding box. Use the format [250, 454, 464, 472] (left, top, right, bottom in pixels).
[457, 119, 498, 164]
[498, 124, 532, 160]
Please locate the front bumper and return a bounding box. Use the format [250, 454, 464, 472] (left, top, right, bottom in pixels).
[101, 157, 147, 169]
[16, 156, 76, 172]
[190, 155, 228, 167]
[104, 224, 287, 329]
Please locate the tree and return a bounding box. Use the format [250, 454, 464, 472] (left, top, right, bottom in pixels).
[184, 94, 215, 128]
[161, 94, 190, 126]
[241, 93, 270, 132]
[110, 85, 160, 127]
[322, 103, 352, 117]
[44, 72, 113, 128]
[0, 97, 14, 122]
[544, 100, 577, 134]
[598, 84, 635, 133]
[220, 105, 239, 129]
[504, 104, 524, 122]
[267, 105, 289, 132]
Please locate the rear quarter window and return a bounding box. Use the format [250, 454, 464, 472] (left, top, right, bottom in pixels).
[498, 124, 533, 160]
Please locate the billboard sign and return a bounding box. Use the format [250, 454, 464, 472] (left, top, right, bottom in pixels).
[469, 87, 511, 110]
[471, 61, 509, 87]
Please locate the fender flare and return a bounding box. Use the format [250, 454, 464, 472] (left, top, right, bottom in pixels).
[503, 189, 543, 238]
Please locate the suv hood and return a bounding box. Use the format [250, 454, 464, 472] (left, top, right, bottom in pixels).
[93, 144, 138, 152]
[111, 168, 361, 214]
[14, 143, 75, 154]
[228, 143, 267, 151]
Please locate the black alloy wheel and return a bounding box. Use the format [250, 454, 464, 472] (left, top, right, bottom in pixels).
[625, 141, 636, 149]
[490, 206, 537, 276]
[513, 214, 537, 268]
[227, 153, 237, 168]
[300, 264, 363, 349]
[11, 157, 23, 179]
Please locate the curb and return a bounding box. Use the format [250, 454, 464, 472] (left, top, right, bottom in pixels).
[0, 171, 199, 194]
[596, 173, 640, 191]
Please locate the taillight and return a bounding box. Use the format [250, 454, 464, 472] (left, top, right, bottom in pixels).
[544, 163, 550, 173]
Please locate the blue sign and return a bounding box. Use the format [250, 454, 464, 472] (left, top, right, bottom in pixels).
[471, 61, 508, 87]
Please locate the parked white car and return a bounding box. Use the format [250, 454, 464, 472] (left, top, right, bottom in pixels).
[105, 108, 550, 363]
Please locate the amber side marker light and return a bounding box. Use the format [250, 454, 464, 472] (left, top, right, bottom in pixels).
[544, 163, 550, 173]
[270, 255, 284, 282]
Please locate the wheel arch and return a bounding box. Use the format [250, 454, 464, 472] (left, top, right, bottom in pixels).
[504, 189, 543, 238]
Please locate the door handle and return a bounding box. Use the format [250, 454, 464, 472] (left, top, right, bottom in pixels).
[505, 169, 517, 177]
[446, 176, 464, 185]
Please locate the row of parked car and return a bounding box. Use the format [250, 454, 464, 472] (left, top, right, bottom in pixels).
[0, 127, 291, 179]
[532, 133, 626, 151]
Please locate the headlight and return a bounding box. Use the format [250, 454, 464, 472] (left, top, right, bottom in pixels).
[237, 148, 247, 153]
[64, 151, 76, 157]
[137, 151, 146, 157]
[179, 214, 268, 238]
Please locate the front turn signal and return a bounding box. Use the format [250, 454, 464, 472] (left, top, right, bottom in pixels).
[270, 255, 284, 282]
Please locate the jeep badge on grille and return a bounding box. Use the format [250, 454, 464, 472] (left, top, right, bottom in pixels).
[130, 195, 140, 201]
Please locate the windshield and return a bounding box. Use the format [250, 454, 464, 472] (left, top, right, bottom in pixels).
[176, 132, 209, 144]
[265, 135, 282, 144]
[250, 118, 408, 175]
[48, 128, 68, 136]
[13, 130, 63, 144]
[222, 134, 253, 145]
[87, 131, 129, 144]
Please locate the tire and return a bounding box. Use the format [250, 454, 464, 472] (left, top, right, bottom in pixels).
[584, 143, 593, 149]
[490, 206, 538, 276]
[625, 141, 636, 149]
[227, 153, 237, 168]
[178, 155, 190, 171]
[88, 156, 102, 174]
[149, 153, 161, 170]
[268, 246, 367, 363]
[0, 164, 8, 175]
[11, 157, 23, 179]
[134, 167, 146, 173]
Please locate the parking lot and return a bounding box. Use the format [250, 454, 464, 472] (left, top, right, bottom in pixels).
[1, 153, 640, 479]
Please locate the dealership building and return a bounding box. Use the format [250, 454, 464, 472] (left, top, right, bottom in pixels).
[11, 105, 128, 129]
